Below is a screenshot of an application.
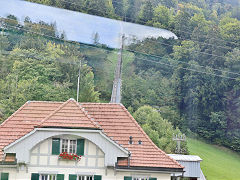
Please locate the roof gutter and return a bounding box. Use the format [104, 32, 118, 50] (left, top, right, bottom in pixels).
[0, 160, 17, 166]
[115, 166, 184, 174]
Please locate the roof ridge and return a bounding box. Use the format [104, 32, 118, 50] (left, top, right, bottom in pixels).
[81, 103, 122, 105]
[38, 99, 100, 129]
[37, 99, 71, 126]
[119, 104, 184, 168]
[0, 101, 29, 127]
[74, 100, 101, 129]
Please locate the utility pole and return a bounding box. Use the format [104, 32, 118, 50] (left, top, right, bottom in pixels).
[173, 134, 186, 154]
[77, 59, 82, 103]
[110, 34, 125, 103]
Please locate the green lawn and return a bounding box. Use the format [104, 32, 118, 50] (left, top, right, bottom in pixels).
[187, 138, 240, 180]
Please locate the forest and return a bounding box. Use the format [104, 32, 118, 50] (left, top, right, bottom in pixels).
[0, 0, 240, 154]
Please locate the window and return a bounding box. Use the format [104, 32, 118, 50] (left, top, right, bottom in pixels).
[31, 173, 64, 180]
[0, 172, 9, 180]
[52, 138, 85, 156]
[69, 174, 100, 180]
[61, 139, 77, 154]
[124, 176, 157, 180]
[39, 174, 56, 180]
[78, 175, 93, 180]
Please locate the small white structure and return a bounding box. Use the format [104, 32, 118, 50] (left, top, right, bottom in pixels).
[168, 154, 206, 180]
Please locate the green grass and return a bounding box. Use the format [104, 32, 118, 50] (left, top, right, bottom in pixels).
[187, 138, 240, 180]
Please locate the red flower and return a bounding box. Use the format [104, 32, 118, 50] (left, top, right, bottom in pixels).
[59, 152, 81, 162]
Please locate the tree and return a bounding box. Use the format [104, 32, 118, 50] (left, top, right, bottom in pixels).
[174, 10, 192, 39]
[219, 17, 240, 46]
[84, 0, 108, 17]
[137, 1, 154, 24]
[133, 106, 188, 153]
[92, 32, 100, 45]
[126, 0, 136, 22]
[160, 0, 177, 8]
[112, 0, 124, 17]
[153, 5, 173, 29]
[78, 64, 100, 102]
[0, 34, 10, 51]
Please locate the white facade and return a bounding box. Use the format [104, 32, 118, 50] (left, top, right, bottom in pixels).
[0, 128, 172, 180]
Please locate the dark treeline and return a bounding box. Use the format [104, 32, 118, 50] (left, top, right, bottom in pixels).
[1, 0, 240, 153]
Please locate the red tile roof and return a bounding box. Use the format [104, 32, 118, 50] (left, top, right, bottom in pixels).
[81, 103, 183, 169]
[0, 99, 183, 169]
[38, 99, 99, 129]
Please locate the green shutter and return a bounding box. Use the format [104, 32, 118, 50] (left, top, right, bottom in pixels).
[69, 174, 77, 180]
[149, 178, 157, 180]
[77, 139, 85, 155]
[31, 173, 39, 180]
[124, 176, 132, 180]
[94, 175, 102, 180]
[57, 174, 64, 180]
[52, 138, 60, 155]
[1, 173, 9, 180]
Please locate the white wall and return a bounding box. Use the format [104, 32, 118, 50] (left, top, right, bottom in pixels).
[0, 167, 171, 180]
[30, 137, 105, 169]
[2, 131, 172, 180]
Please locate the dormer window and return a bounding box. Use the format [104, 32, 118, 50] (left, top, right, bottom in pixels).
[52, 138, 84, 156]
[61, 139, 77, 154]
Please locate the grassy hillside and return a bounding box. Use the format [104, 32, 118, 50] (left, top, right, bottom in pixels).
[187, 138, 240, 180]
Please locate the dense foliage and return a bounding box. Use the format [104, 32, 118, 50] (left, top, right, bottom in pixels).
[1, 0, 240, 153]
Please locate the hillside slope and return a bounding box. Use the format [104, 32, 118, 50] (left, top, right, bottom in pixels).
[188, 138, 240, 180]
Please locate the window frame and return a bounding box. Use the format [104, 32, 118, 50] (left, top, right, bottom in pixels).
[60, 138, 77, 154]
[77, 175, 94, 180]
[133, 176, 149, 180]
[39, 174, 57, 180]
[0, 172, 9, 180]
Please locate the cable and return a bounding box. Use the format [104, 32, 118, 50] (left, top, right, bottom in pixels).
[125, 36, 234, 61]
[1, 3, 238, 51]
[178, 37, 233, 51]
[0, 16, 112, 38]
[34, 0, 240, 46]
[125, 48, 240, 76]
[1, 15, 235, 61]
[0, 21, 117, 53]
[126, 55, 239, 80]
[2, 19, 239, 80]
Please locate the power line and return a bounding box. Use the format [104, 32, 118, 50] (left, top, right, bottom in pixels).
[178, 37, 233, 51]
[174, 22, 240, 45]
[1, 19, 239, 80]
[125, 48, 240, 77]
[126, 35, 234, 61]
[128, 55, 239, 80]
[1, 4, 238, 52]
[37, 0, 240, 46]
[1, 15, 235, 61]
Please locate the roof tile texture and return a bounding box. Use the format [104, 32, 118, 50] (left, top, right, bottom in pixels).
[81, 103, 183, 169]
[0, 100, 182, 169]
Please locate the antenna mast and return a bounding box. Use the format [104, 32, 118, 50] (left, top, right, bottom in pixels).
[77, 59, 82, 103]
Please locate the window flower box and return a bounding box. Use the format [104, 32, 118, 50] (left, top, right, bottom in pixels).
[58, 152, 81, 161]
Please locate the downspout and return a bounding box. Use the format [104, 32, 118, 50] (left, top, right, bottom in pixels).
[128, 152, 131, 168]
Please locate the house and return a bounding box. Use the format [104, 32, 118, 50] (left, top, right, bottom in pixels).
[0, 99, 183, 180]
